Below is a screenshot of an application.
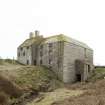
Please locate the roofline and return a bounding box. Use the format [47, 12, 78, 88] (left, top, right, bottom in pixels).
[42, 34, 92, 50]
[41, 40, 93, 51]
[18, 34, 93, 51]
[64, 41, 93, 51]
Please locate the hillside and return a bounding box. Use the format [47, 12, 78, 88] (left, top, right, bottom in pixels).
[0, 61, 63, 105]
[1, 61, 105, 105]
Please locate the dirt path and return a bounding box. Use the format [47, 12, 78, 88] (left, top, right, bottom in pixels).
[26, 88, 84, 105]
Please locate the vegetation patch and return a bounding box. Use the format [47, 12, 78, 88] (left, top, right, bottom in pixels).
[11, 66, 63, 92]
[88, 67, 105, 82]
[0, 63, 63, 105]
[0, 59, 4, 65]
[95, 67, 105, 73]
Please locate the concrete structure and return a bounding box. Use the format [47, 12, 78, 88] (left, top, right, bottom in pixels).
[17, 30, 93, 83]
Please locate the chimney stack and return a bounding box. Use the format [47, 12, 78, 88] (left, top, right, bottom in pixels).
[35, 30, 40, 37]
[29, 32, 35, 38]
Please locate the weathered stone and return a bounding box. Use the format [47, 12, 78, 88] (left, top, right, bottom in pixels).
[17, 32, 93, 83]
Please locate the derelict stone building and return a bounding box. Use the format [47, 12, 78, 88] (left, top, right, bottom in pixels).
[17, 30, 93, 83]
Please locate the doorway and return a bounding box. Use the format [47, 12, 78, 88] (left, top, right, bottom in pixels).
[76, 74, 81, 81]
[87, 65, 90, 72]
[34, 60, 36, 65]
[27, 60, 29, 65]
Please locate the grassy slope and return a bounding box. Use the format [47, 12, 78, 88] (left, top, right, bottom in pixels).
[12, 66, 63, 91]
[0, 62, 63, 105]
[0, 61, 63, 92]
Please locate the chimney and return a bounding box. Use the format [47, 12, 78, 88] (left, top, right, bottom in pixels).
[29, 32, 35, 38]
[35, 30, 40, 37]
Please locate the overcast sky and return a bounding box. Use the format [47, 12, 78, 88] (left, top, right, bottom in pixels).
[0, 0, 105, 65]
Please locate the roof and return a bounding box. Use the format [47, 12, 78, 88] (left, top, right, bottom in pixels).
[43, 34, 92, 50]
[19, 37, 44, 47]
[19, 34, 92, 50]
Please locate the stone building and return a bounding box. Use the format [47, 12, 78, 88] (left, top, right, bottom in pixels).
[17, 30, 93, 83]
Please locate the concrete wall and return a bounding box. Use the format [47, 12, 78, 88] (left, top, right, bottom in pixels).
[63, 42, 93, 83]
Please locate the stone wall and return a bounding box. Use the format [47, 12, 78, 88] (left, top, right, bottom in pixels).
[17, 38, 93, 83]
[17, 46, 32, 65]
[37, 41, 64, 80]
[63, 42, 93, 83]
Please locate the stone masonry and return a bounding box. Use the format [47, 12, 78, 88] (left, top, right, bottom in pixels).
[17, 30, 93, 83]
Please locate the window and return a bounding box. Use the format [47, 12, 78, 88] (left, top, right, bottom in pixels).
[49, 59, 52, 64]
[20, 47, 23, 51]
[76, 74, 81, 81]
[48, 43, 53, 54]
[40, 45, 43, 57]
[49, 49, 52, 53]
[34, 60, 36, 65]
[88, 65, 90, 72]
[27, 46, 29, 49]
[48, 43, 53, 47]
[58, 41, 62, 45]
[40, 59, 43, 65]
[18, 52, 20, 57]
[40, 45, 43, 49]
[23, 51, 25, 56]
[27, 60, 29, 65]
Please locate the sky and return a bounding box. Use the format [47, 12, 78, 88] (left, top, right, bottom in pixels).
[0, 0, 105, 65]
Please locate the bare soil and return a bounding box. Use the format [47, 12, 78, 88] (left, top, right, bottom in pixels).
[52, 79, 105, 105]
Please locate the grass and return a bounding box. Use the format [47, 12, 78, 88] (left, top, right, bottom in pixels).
[12, 66, 63, 91]
[0, 63, 63, 105]
[0, 59, 4, 65]
[0, 58, 20, 65]
[88, 67, 105, 82]
[95, 67, 105, 73]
